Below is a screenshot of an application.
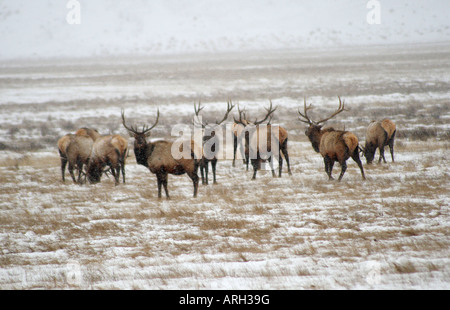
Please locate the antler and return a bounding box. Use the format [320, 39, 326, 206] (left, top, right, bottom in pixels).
[194, 101, 205, 116]
[121, 108, 159, 135]
[315, 96, 346, 124]
[233, 103, 248, 126]
[298, 98, 313, 124]
[253, 100, 277, 125]
[215, 100, 235, 125]
[193, 101, 206, 128]
[298, 97, 346, 125]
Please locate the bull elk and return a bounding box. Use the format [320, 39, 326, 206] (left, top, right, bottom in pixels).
[298, 97, 365, 181]
[193, 100, 235, 185]
[362, 119, 396, 164]
[86, 134, 128, 185]
[57, 128, 100, 183]
[234, 101, 292, 179]
[122, 109, 200, 198]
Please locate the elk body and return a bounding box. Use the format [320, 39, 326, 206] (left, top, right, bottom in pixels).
[363, 119, 396, 164]
[86, 134, 128, 185]
[298, 98, 365, 181]
[234, 101, 292, 179]
[193, 101, 235, 185]
[57, 128, 101, 183]
[122, 109, 200, 198]
[75, 127, 101, 141]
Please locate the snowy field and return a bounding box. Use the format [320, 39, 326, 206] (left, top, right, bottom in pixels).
[0, 42, 449, 290]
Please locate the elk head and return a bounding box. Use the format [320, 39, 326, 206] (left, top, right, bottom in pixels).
[193, 100, 235, 134]
[298, 97, 346, 152]
[233, 100, 277, 127]
[121, 108, 159, 166]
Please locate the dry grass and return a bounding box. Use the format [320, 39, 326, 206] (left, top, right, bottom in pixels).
[2, 139, 447, 289]
[1, 45, 449, 289]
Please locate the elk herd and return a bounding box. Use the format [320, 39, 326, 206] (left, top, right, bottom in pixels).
[57, 97, 396, 199]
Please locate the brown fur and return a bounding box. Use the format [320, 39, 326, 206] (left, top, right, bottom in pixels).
[298, 97, 364, 181]
[306, 125, 365, 181]
[194, 102, 234, 185]
[87, 135, 128, 185]
[57, 134, 74, 182]
[364, 119, 396, 164]
[247, 124, 292, 179]
[58, 128, 102, 183]
[75, 128, 101, 141]
[138, 139, 200, 198]
[233, 112, 291, 177]
[278, 126, 288, 145]
[380, 119, 396, 139]
[65, 134, 94, 184]
[122, 110, 199, 198]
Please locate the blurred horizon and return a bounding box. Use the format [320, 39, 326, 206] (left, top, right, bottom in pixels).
[1, 0, 449, 60]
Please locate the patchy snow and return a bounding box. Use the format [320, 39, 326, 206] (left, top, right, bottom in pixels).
[0, 21, 449, 290]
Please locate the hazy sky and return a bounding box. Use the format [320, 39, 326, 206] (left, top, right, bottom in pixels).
[1, 0, 449, 59]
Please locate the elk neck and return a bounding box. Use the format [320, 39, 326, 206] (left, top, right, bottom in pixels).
[306, 125, 337, 153]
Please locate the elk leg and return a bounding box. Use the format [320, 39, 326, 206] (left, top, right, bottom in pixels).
[156, 174, 163, 199]
[324, 156, 334, 180]
[389, 144, 395, 162]
[281, 140, 292, 176]
[60, 156, 67, 182]
[204, 161, 209, 185]
[108, 164, 117, 184]
[113, 166, 120, 185]
[76, 161, 85, 184]
[278, 152, 283, 178]
[120, 160, 126, 184]
[211, 158, 217, 184]
[379, 146, 386, 163]
[200, 161, 206, 185]
[161, 174, 169, 199]
[187, 171, 199, 198]
[388, 131, 396, 162]
[351, 149, 366, 180]
[268, 156, 276, 177]
[251, 159, 258, 180]
[68, 163, 77, 183]
[337, 161, 347, 182]
[233, 135, 237, 167]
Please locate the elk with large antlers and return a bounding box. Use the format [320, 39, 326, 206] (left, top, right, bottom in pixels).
[122, 109, 200, 198]
[193, 100, 235, 184]
[362, 119, 396, 164]
[298, 97, 365, 181]
[234, 101, 292, 179]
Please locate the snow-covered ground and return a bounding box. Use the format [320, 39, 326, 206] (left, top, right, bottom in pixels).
[1, 0, 449, 290]
[0, 42, 449, 289]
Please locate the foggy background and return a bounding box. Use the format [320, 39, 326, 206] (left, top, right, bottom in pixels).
[1, 0, 449, 60]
